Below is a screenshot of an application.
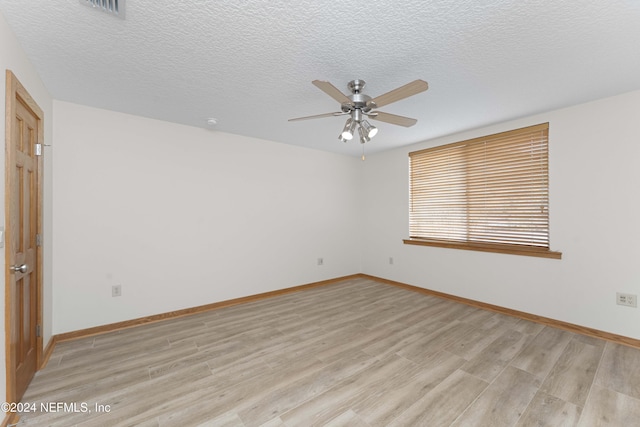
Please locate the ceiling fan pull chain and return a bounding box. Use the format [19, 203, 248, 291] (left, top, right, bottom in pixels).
[362, 144, 366, 161]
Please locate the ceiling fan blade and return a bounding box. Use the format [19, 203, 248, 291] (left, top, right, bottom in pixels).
[368, 79, 428, 109]
[312, 80, 353, 105]
[369, 111, 418, 127]
[288, 111, 347, 122]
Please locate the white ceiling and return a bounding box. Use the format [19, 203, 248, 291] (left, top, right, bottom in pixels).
[2, 1, 640, 157]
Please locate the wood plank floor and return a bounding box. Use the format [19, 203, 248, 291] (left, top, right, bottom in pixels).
[16, 277, 640, 426]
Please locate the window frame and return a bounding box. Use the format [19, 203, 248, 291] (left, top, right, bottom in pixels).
[404, 123, 561, 259]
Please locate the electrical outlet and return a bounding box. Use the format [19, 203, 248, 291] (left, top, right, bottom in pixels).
[317, 257, 324, 266]
[112, 285, 122, 297]
[616, 292, 637, 307]
[389, 257, 394, 265]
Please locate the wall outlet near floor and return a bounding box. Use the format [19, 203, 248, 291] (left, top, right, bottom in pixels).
[389, 257, 394, 265]
[616, 292, 637, 307]
[112, 285, 122, 297]
[317, 257, 324, 266]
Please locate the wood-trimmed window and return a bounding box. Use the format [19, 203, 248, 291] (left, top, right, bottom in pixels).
[404, 123, 561, 259]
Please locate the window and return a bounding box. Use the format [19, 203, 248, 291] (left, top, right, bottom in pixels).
[404, 123, 561, 259]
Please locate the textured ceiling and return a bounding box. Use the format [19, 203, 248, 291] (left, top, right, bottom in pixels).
[1, 1, 640, 156]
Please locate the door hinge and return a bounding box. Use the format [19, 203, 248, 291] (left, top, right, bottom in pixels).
[36, 234, 42, 247]
[36, 324, 41, 337]
[35, 143, 42, 156]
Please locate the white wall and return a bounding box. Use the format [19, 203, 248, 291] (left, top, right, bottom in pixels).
[51, 101, 362, 333]
[1, 10, 54, 404]
[47, 89, 640, 341]
[361, 89, 640, 340]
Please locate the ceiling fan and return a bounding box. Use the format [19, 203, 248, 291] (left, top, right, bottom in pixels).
[289, 79, 429, 146]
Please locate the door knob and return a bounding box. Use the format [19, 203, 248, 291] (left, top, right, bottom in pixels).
[11, 264, 27, 273]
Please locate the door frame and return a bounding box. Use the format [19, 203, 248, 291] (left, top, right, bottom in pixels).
[4, 69, 44, 403]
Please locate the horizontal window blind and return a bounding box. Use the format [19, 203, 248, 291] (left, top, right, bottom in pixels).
[409, 123, 550, 249]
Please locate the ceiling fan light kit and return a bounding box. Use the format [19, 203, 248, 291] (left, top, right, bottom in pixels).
[360, 120, 377, 138]
[359, 129, 371, 145]
[340, 118, 356, 140]
[289, 78, 429, 154]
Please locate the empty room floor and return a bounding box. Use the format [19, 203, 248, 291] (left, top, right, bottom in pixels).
[16, 277, 640, 426]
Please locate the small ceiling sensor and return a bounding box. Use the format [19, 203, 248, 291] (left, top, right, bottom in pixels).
[206, 118, 218, 126]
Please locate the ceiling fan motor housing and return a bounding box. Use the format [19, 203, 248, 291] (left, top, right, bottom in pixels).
[342, 80, 374, 121]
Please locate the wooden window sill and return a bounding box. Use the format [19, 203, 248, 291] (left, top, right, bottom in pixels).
[403, 238, 562, 259]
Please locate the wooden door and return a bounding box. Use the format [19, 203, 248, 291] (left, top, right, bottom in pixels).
[5, 70, 44, 403]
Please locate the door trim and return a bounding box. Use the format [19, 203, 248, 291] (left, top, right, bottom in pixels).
[4, 69, 44, 403]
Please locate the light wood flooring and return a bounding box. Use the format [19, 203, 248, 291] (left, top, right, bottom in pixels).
[16, 277, 640, 426]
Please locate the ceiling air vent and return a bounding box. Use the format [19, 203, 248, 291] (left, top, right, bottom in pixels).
[80, 0, 125, 19]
